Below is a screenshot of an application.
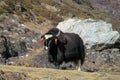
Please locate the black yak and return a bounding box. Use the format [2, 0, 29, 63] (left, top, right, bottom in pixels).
[40, 28, 85, 71]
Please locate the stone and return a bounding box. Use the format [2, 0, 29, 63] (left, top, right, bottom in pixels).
[57, 18, 120, 49]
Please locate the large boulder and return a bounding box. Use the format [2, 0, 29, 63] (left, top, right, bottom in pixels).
[57, 18, 120, 49]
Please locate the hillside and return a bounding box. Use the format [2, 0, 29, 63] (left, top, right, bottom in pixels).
[0, 0, 120, 80]
[0, 0, 120, 31]
[0, 65, 120, 80]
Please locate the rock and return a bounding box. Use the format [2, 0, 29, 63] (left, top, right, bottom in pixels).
[53, 0, 62, 4]
[41, 3, 59, 12]
[84, 48, 120, 72]
[0, 15, 42, 64]
[0, 70, 4, 74]
[57, 18, 120, 49]
[32, 51, 56, 68]
[73, 0, 83, 4]
[0, 35, 27, 59]
[85, 68, 98, 72]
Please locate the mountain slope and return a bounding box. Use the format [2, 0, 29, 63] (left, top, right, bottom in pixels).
[0, 0, 120, 31]
[0, 65, 120, 80]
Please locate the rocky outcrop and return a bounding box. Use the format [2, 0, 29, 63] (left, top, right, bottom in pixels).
[84, 48, 120, 72]
[57, 18, 120, 50]
[0, 15, 42, 64]
[0, 35, 27, 59]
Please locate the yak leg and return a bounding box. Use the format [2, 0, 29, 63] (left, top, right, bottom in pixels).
[55, 63, 60, 69]
[77, 60, 81, 71]
[74, 60, 81, 71]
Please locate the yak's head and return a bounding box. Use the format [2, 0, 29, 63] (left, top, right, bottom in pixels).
[40, 28, 61, 50]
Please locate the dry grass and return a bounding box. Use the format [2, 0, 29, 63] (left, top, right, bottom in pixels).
[14, 48, 44, 67]
[23, 21, 53, 34]
[0, 65, 120, 80]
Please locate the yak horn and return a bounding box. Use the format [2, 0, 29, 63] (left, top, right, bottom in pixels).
[56, 30, 60, 36]
[45, 34, 53, 39]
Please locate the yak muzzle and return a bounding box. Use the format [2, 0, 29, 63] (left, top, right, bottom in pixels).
[44, 46, 48, 50]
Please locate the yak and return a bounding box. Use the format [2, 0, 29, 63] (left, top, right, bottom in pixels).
[40, 28, 85, 71]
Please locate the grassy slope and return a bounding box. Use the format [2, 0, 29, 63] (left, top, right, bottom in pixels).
[0, 0, 120, 31]
[0, 65, 120, 80]
[0, 0, 120, 80]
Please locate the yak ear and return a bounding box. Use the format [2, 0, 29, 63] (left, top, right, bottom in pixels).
[55, 30, 67, 44]
[54, 38, 58, 45]
[40, 37, 45, 44]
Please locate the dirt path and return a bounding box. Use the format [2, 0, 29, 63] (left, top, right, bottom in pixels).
[0, 65, 120, 80]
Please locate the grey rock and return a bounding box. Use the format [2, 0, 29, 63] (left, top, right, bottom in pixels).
[57, 18, 120, 49]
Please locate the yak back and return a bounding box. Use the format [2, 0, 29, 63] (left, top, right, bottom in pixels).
[58, 32, 85, 62]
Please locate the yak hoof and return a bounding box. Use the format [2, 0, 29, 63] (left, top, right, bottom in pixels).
[78, 67, 81, 71]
